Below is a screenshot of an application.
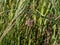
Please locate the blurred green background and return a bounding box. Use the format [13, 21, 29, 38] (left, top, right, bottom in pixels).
[0, 0, 60, 45]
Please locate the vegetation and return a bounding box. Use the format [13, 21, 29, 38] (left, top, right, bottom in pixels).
[0, 0, 60, 45]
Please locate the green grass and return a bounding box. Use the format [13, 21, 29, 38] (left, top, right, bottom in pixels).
[0, 0, 60, 45]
